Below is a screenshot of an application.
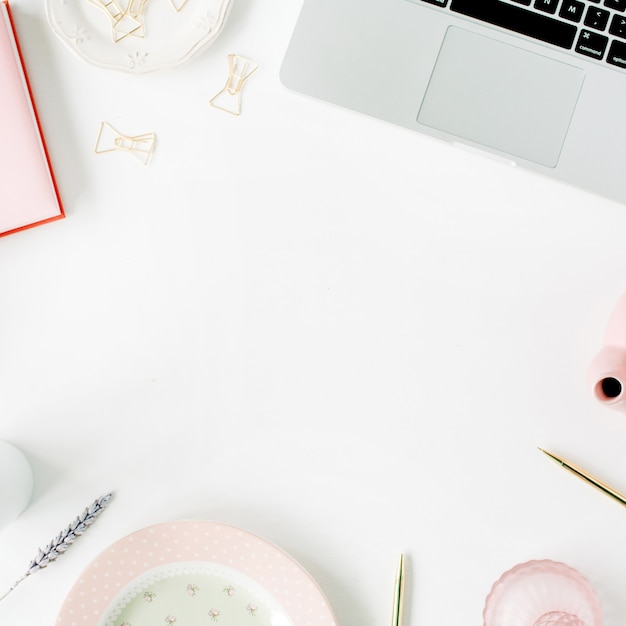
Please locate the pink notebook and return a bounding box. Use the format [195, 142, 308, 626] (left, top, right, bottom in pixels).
[0, 0, 64, 237]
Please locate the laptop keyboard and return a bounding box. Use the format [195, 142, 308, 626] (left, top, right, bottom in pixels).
[417, 0, 626, 69]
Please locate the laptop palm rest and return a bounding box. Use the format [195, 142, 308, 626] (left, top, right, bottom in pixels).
[417, 27, 585, 168]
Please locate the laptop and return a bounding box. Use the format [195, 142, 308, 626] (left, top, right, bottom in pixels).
[280, 0, 626, 204]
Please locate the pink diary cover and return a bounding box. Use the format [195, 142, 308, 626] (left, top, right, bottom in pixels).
[0, 0, 64, 237]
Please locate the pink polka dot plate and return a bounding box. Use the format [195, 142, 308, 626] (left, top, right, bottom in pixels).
[55, 521, 337, 626]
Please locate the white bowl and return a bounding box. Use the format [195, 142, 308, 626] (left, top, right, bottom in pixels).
[46, 0, 232, 72]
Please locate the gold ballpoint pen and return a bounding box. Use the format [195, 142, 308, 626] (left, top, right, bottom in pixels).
[539, 447, 626, 507]
[391, 554, 405, 626]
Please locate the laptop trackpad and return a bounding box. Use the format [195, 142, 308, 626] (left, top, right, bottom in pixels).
[417, 27, 584, 168]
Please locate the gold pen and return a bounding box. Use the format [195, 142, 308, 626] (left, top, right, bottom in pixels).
[539, 447, 626, 507]
[391, 554, 405, 626]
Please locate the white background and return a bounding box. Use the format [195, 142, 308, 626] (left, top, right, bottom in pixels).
[2, 0, 626, 624]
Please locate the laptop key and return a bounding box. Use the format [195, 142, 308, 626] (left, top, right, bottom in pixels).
[585, 7, 610, 29]
[604, 0, 626, 11]
[535, 0, 559, 14]
[559, 0, 585, 22]
[418, 0, 448, 6]
[449, 0, 577, 49]
[610, 14, 626, 37]
[607, 39, 626, 66]
[575, 29, 609, 58]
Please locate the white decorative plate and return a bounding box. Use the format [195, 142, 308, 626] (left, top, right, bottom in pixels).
[45, 0, 231, 72]
[55, 521, 337, 626]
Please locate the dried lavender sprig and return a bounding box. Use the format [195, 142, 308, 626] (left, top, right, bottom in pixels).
[0, 492, 113, 602]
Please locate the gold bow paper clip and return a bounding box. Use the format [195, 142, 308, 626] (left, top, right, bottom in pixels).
[87, 0, 146, 41]
[94, 122, 156, 165]
[125, 0, 149, 36]
[168, 0, 188, 12]
[209, 54, 258, 116]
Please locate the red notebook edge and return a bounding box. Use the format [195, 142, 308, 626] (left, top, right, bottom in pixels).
[1, 0, 65, 238]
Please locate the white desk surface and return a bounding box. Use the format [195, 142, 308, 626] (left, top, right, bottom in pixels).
[2, 1, 626, 624]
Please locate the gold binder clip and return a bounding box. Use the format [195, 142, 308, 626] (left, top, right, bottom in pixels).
[209, 54, 258, 116]
[94, 122, 156, 165]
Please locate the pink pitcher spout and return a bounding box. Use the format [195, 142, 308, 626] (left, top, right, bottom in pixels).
[588, 291, 626, 410]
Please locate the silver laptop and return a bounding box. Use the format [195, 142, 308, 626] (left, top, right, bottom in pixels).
[280, 0, 626, 204]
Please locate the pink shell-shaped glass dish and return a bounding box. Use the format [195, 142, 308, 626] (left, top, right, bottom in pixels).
[483, 560, 603, 626]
